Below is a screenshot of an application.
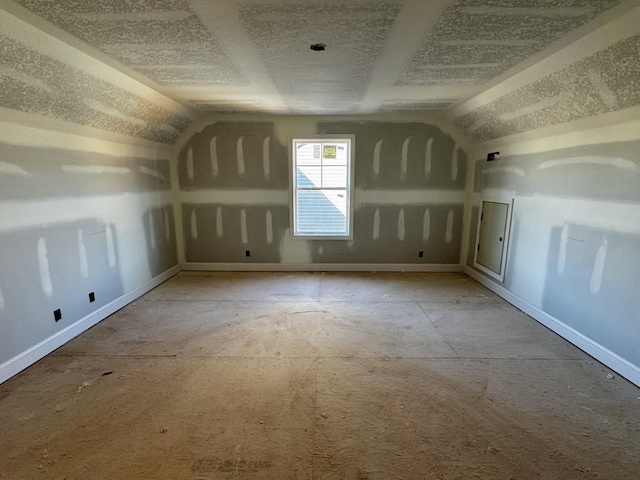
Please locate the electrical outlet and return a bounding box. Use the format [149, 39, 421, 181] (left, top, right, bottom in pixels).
[54, 309, 62, 322]
[245, 250, 251, 257]
[418, 251, 424, 258]
[89, 292, 95, 303]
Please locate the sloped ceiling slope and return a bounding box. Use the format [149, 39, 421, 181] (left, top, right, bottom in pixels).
[10, 0, 629, 118]
[453, 33, 640, 143]
[0, 34, 192, 144]
[0, 5, 194, 144]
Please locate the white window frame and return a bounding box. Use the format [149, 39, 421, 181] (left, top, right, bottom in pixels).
[289, 134, 355, 240]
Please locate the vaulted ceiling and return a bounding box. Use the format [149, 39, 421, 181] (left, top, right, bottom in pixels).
[11, 0, 630, 116]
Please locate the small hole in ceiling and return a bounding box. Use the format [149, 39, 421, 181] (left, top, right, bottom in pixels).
[310, 43, 326, 52]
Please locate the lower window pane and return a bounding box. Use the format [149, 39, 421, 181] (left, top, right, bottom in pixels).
[296, 189, 347, 235]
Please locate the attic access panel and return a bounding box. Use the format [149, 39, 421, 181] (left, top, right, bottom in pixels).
[474, 198, 514, 282]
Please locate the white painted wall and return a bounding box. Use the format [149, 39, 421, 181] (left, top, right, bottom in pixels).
[466, 118, 640, 386]
[0, 119, 178, 381]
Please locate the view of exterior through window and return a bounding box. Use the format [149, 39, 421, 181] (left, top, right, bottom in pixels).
[291, 137, 354, 238]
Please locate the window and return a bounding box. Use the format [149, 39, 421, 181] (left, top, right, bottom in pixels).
[291, 136, 355, 238]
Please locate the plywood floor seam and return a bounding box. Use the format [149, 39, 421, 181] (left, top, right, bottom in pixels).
[1, 272, 639, 479]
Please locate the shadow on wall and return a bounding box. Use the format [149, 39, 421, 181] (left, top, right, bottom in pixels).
[143, 206, 178, 277]
[142, 205, 178, 278]
[0, 219, 124, 364]
[0, 142, 172, 200]
[543, 224, 640, 366]
[177, 123, 288, 189]
[466, 205, 480, 268]
[474, 141, 640, 203]
[318, 122, 467, 190]
[183, 204, 288, 263]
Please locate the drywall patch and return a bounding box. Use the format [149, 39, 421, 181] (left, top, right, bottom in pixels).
[423, 209, 431, 242]
[164, 210, 171, 240]
[210, 137, 219, 177]
[263, 136, 271, 181]
[36, 237, 53, 298]
[445, 210, 454, 244]
[78, 229, 89, 277]
[178, 123, 288, 190]
[240, 209, 248, 245]
[373, 139, 383, 180]
[0, 161, 30, 176]
[216, 207, 224, 238]
[398, 208, 406, 241]
[373, 208, 381, 240]
[451, 144, 459, 181]
[312, 204, 464, 264]
[140, 166, 166, 182]
[318, 122, 468, 190]
[425, 138, 433, 177]
[401, 138, 410, 179]
[106, 224, 116, 268]
[455, 34, 640, 142]
[544, 224, 640, 366]
[0, 35, 191, 143]
[557, 223, 569, 275]
[266, 210, 273, 244]
[186, 147, 195, 181]
[0, 219, 126, 363]
[590, 237, 608, 294]
[182, 204, 287, 263]
[236, 137, 245, 178]
[190, 209, 198, 239]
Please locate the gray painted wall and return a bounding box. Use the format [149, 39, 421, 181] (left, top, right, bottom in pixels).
[467, 140, 640, 367]
[0, 137, 177, 366]
[178, 119, 468, 265]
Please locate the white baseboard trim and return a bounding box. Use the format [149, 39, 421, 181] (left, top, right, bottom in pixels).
[464, 266, 640, 388]
[0, 265, 181, 385]
[182, 262, 464, 273]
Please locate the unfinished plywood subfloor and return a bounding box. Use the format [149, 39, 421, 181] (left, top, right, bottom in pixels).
[1, 272, 639, 479]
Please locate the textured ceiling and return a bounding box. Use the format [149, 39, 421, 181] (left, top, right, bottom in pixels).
[8, 0, 630, 116]
[454, 33, 640, 142]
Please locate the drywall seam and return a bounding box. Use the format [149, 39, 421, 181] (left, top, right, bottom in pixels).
[0, 265, 181, 385]
[449, 4, 640, 117]
[358, 0, 451, 113]
[170, 148, 186, 264]
[182, 263, 464, 273]
[1, 193, 173, 233]
[172, 113, 473, 155]
[0, 4, 196, 120]
[464, 266, 640, 388]
[459, 145, 477, 265]
[0, 110, 175, 153]
[180, 189, 466, 206]
[472, 109, 640, 158]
